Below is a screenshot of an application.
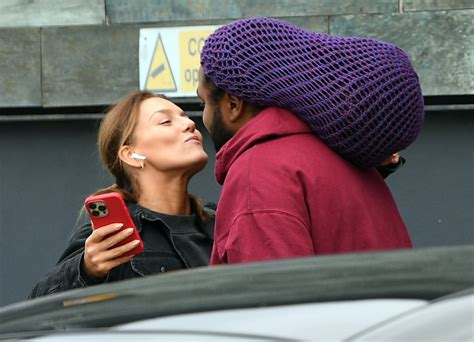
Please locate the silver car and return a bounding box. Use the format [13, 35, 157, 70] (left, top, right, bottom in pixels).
[0, 245, 473, 341]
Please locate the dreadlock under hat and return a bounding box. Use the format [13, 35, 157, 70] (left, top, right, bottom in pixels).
[200, 17, 424, 168]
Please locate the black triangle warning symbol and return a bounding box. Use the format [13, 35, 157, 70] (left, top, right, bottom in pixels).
[145, 34, 177, 92]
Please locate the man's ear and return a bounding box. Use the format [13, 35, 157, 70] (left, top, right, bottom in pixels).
[119, 145, 142, 169]
[225, 93, 244, 123]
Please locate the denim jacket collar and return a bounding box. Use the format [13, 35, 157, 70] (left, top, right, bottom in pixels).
[125, 201, 214, 240]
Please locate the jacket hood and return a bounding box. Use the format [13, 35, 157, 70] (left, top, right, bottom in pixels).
[215, 106, 312, 184]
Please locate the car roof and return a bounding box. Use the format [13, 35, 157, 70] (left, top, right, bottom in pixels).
[113, 298, 426, 340]
[0, 244, 472, 339]
[24, 294, 472, 341]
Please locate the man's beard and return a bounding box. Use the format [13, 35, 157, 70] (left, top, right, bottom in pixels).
[210, 108, 234, 153]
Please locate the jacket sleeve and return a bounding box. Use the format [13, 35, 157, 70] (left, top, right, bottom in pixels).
[223, 210, 314, 263]
[27, 209, 107, 299]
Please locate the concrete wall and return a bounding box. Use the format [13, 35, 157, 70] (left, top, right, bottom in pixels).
[0, 0, 472, 107]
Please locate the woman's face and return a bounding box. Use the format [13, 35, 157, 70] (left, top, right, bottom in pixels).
[131, 97, 208, 175]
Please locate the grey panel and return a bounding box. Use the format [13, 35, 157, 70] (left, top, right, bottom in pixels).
[279, 16, 329, 33]
[0, 28, 41, 107]
[403, 0, 474, 11]
[0, 120, 108, 306]
[0, 0, 105, 27]
[106, 0, 243, 24]
[240, 0, 398, 17]
[42, 26, 140, 107]
[386, 111, 474, 248]
[330, 10, 474, 96]
[0, 142, 3, 306]
[106, 0, 398, 24]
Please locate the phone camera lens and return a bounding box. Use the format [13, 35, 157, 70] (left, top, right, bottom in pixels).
[89, 203, 97, 210]
[92, 210, 100, 217]
[98, 205, 106, 212]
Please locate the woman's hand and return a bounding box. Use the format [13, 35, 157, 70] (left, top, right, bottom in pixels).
[380, 152, 401, 166]
[376, 152, 405, 179]
[83, 223, 141, 279]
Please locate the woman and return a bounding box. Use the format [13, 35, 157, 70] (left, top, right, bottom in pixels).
[28, 91, 214, 298]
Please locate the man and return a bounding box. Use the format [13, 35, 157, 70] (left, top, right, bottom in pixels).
[197, 17, 424, 264]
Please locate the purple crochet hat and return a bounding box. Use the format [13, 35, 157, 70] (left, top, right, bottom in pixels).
[201, 17, 424, 168]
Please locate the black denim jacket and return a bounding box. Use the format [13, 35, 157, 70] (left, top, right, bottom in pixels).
[27, 159, 402, 299]
[28, 202, 214, 299]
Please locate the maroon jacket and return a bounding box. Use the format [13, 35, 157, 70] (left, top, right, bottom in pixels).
[210, 107, 412, 264]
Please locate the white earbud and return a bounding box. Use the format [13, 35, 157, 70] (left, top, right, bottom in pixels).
[131, 153, 146, 161]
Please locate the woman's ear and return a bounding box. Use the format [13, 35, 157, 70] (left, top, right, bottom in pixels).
[119, 145, 143, 169]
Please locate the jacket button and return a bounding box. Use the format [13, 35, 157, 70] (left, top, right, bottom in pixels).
[160, 266, 166, 272]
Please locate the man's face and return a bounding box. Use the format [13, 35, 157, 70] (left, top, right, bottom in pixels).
[197, 68, 234, 153]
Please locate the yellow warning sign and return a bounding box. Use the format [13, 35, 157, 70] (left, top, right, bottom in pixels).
[179, 30, 215, 93]
[145, 34, 176, 92]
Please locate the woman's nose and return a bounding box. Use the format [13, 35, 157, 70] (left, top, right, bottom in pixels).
[183, 117, 196, 132]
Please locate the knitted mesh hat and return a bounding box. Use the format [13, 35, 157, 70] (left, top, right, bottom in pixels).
[201, 17, 424, 168]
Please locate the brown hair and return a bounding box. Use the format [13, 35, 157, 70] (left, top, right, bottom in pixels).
[94, 90, 210, 222]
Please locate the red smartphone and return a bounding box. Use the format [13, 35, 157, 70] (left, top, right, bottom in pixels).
[84, 192, 144, 257]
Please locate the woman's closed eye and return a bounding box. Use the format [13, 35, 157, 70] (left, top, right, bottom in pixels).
[159, 120, 171, 125]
